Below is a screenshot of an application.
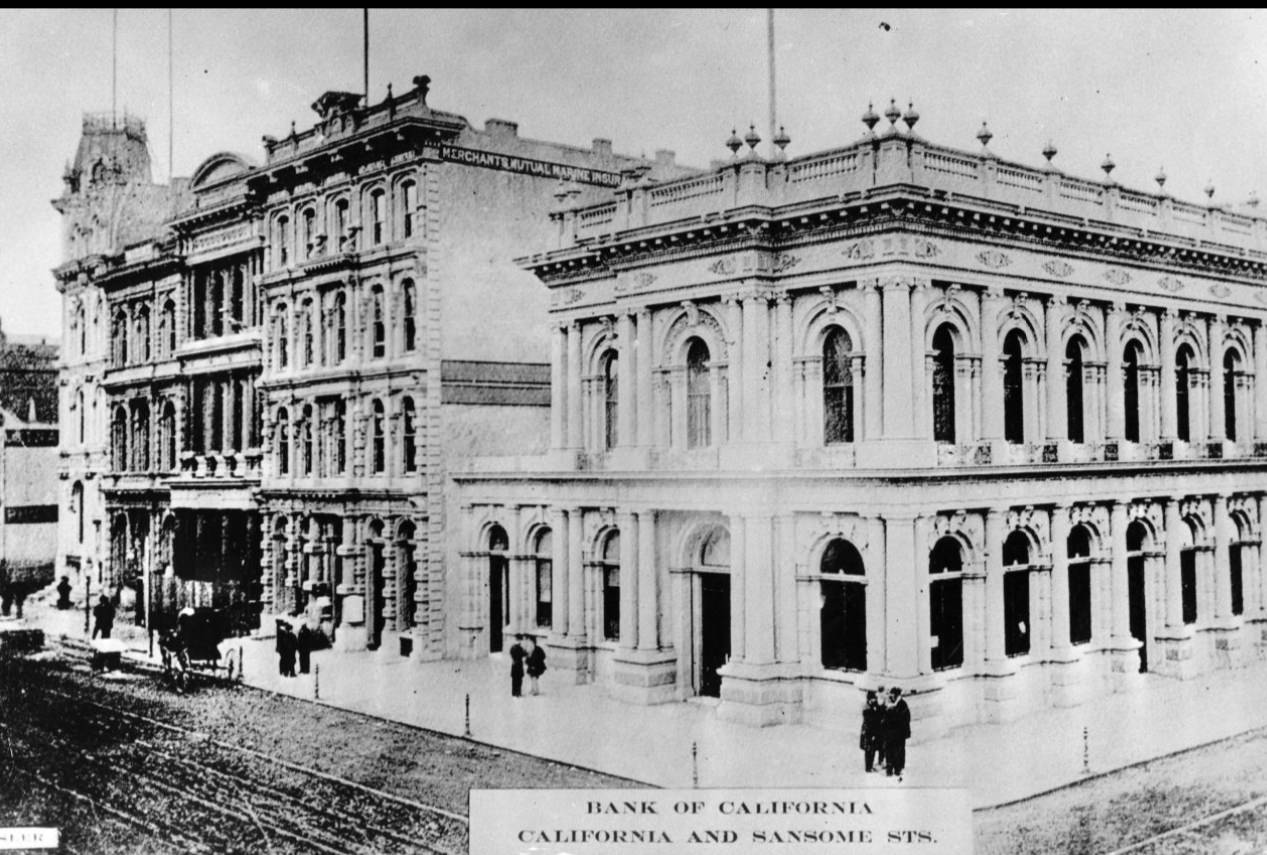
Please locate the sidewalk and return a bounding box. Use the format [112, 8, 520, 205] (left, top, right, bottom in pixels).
[18, 590, 1267, 809]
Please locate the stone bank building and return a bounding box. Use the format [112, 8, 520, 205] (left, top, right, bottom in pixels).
[455, 108, 1267, 730]
[53, 79, 690, 654]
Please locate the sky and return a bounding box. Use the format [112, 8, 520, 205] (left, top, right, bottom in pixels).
[2, 9, 1267, 340]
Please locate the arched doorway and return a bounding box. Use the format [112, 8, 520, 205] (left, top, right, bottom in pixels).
[487, 525, 509, 653]
[1126, 521, 1150, 672]
[928, 537, 964, 669]
[367, 519, 386, 650]
[1002, 531, 1032, 657]
[693, 526, 730, 698]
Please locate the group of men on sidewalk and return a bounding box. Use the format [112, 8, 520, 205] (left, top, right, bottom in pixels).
[860, 686, 911, 780]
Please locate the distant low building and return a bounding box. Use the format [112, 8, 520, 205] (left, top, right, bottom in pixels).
[0, 322, 59, 609]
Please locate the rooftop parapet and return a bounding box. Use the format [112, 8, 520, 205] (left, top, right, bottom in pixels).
[551, 105, 1267, 259]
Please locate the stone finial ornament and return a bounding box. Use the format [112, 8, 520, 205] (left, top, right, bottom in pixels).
[902, 101, 919, 133]
[1101, 153, 1115, 180]
[884, 98, 901, 126]
[773, 125, 791, 158]
[1155, 166, 1167, 190]
[1204, 180, 1215, 200]
[862, 103, 880, 135]
[1042, 140, 1057, 163]
[726, 128, 743, 158]
[976, 121, 993, 148]
[744, 123, 761, 151]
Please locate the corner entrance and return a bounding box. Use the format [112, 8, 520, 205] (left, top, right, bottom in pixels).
[697, 573, 730, 698]
[1126, 522, 1149, 673]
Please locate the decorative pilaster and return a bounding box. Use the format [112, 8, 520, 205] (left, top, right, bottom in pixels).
[1045, 296, 1067, 441]
[1160, 310, 1177, 440]
[1209, 316, 1227, 441]
[616, 312, 635, 447]
[981, 288, 1006, 441]
[862, 280, 882, 440]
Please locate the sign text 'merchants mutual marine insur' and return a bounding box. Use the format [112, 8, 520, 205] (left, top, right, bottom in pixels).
[438, 144, 622, 187]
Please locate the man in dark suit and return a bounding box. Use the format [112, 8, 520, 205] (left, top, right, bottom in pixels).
[509, 634, 527, 698]
[883, 687, 911, 779]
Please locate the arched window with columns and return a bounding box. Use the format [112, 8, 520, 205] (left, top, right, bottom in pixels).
[1067, 524, 1094, 644]
[1230, 511, 1247, 618]
[1176, 344, 1194, 442]
[686, 338, 711, 449]
[931, 325, 956, 443]
[371, 399, 386, 473]
[301, 298, 315, 367]
[72, 481, 85, 544]
[76, 389, 86, 444]
[274, 306, 289, 369]
[819, 538, 866, 671]
[533, 528, 553, 629]
[1180, 518, 1198, 625]
[333, 292, 347, 363]
[401, 180, 418, 239]
[136, 305, 150, 362]
[1224, 349, 1240, 442]
[823, 328, 855, 444]
[1066, 336, 1086, 443]
[333, 399, 347, 474]
[112, 310, 128, 366]
[161, 299, 176, 356]
[928, 536, 964, 669]
[401, 397, 417, 473]
[275, 215, 290, 267]
[132, 401, 150, 471]
[300, 404, 314, 476]
[1124, 341, 1144, 443]
[331, 197, 349, 250]
[1002, 530, 1032, 656]
[111, 405, 128, 471]
[602, 351, 618, 450]
[371, 286, 386, 359]
[599, 530, 621, 642]
[1003, 330, 1025, 443]
[275, 407, 290, 475]
[370, 189, 386, 245]
[301, 207, 316, 259]
[401, 279, 417, 352]
[160, 401, 176, 471]
[397, 521, 418, 630]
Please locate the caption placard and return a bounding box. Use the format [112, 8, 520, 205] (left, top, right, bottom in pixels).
[470, 788, 972, 855]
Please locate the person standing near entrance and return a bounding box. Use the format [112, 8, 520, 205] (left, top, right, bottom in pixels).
[509, 634, 527, 698]
[883, 687, 911, 779]
[525, 636, 547, 696]
[92, 595, 115, 639]
[860, 691, 885, 773]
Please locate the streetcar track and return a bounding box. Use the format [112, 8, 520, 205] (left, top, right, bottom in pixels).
[1102, 794, 1267, 855]
[4, 665, 468, 855]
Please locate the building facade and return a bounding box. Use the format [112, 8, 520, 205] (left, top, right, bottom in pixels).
[54, 78, 688, 654]
[454, 110, 1267, 731]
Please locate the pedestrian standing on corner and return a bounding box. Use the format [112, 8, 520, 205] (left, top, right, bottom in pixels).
[509, 633, 527, 698]
[276, 620, 297, 678]
[56, 576, 73, 610]
[883, 687, 911, 780]
[91, 595, 115, 639]
[296, 619, 313, 675]
[860, 690, 885, 773]
[526, 636, 547, 696]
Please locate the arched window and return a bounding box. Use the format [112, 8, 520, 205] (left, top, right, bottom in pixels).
[928, 537, 964, 669]
[333, 399, 347, 474]
[370, 189, 386, 245]
[161, 299, 176, 355]
[599, 531, 620, 641]
[210, 272, 225, 337]
[401, 397, 417, 473]
[75, 306, 86, 356]
[1230, 520, 1245, 617]
[112, 310, 128, 366]
[371, 399, 386, 473]
[371, 286, 386, 358]
[76, 389, 86, 444]
[1224, 349, 1239, 442]
[274, 307, 289, 369]
[112, 406, 128, 470]
[276, 215, 291, 267]
[332, 198, 349, 250]
[300, 404, 314, 476]
[401, 180, 418, 239]
[1002, 530, 1031, 656]
[1124, 341, 1143, 443]
[932, 324, 956, 443]
[302, 207, 316, 259]
[398, 521, 418, 629]
[603, 351, 618, 450]
[1176, 345, 1193, 442]
[534, 528, 553, 628]
[136, 306, 150, 362]
[1126, 521, 1150, 672]
[1067, 524, 1093, 644]
[275, 408, 290, 475]
[823, 328, 854, 444]
[1180, 519, 1198, 625]
[72, 481, 85, 544]
[819, 538, 866, 671]
[301, 298, 315, 367]
[401, 279, 417, 352]
[230, 267, 244, 328]
[1003, 330, 1025, 443]
[686, 338, 711, 448]
[132, 401, 149, 471]
[488, 525, 510, 652]
[1066, 336, 1085, 443]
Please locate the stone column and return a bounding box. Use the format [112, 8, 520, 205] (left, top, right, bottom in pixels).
[913, 515, 933, 674]
[566, 322, 582, 450]
[773, 294, 795, 445]
[1050, 503, 1073, 656]
[883, 513, 919, 677]
[729, 513, 746, 663]
[881, 277, 913, 438]
[1209, 316, 1227, 441]
[725, 297, 744, 443]
[549, 508, 569, 638]
[617, 510, 638, 649]
[981, 288, 1005, 441]
[863, 281, 883, 440]
[1213, 494, 1233, 621]
[617, 312, 635, 448]
[774, 513, 798, 662]
[636, 308, 654, 448]
[636, 510, 658, 649]
[743, 515, 776, 664]
[1045, 296, 1067, 441]
[567, 508, 585, 643]
[1106, 304, 1125, 440]
[1254, 322, 1267, 440]
[743, 295, 772, 443]
[1160, 310, 1177, 441]
[984, 508, 1006, 662]
[1109, 500, 1130, 640]
[865, 516, 887, 672]
[550, 325, 565, 449]
[909, 281, 930, 439]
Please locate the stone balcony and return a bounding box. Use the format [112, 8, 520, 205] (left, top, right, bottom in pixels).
[179, 450, 264, 480]
[546, 131, 1267, 262]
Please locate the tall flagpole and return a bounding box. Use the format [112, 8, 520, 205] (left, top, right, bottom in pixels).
[168, 9, 174, 184]
[767, 9, 776, 158]
[363, 9, 369, 106]
[112, 9, 118, 127]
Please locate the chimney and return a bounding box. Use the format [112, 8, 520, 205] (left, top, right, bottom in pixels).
[485, 118, 519, 137]
[592, 138, 613, 157]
